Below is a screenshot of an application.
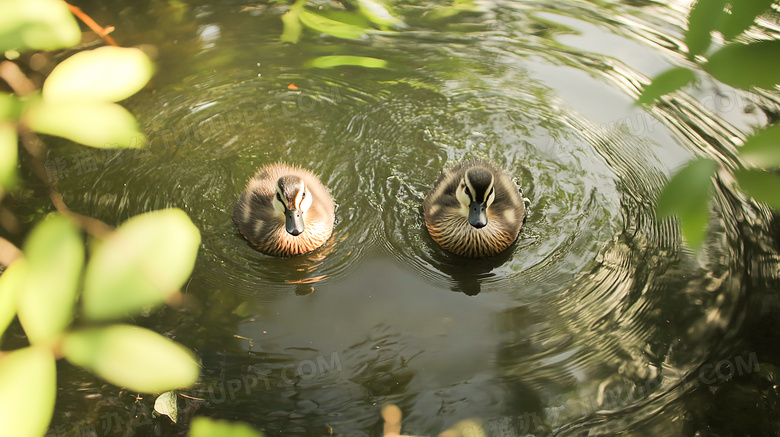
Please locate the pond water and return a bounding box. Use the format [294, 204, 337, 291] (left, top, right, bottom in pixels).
[32, 0, 780, 435]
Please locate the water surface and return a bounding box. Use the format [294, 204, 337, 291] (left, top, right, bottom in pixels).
[37, 0, 780, 435]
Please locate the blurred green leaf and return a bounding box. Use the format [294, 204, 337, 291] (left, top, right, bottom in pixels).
[353, 0, 401, 28]
[300, 10, 368, 39]
[422, 0, 481, 22]
[0, 346, 57, 437]
[280, 3, 303, 43]
[0, 0, 81, 52]
[0, 93, 21, 122]
[154, 391, 179, 423]
[63, 325, 199, 393]
[739, 124, 780, 168]
[17, 215, 83, 344]
[637, 67, 695, 105]
[718, 0, 775, 40]
[82, 209, 201, 321]
[305, 55, 388, 69]
[0, 260, 26, 340]
[657, 158, 717, 249]
[686, 0, 728, 59]
[42, 47, 154, 103]
[25, 101, 145, 149]
[190, 417, 264, 437]
[704, 41, 780, 90]
[0, 122, 17, 192]
[735, 169, 780, 209]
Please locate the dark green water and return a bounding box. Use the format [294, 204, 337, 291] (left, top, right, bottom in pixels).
[28, 0, 780, 435]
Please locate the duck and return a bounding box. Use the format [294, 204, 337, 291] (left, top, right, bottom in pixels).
[233, 163, 335, 257]
[423, 159, 526, 258]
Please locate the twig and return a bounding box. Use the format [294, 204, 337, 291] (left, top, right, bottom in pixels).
[0, 61, 37, 95]
[64, 2, 119, 47]
[0, 236, 22, 267]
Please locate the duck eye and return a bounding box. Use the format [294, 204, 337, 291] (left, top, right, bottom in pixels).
[276, 193, 282, 202]
[465, 187, 471, 197]
[301, 191, 306, 199]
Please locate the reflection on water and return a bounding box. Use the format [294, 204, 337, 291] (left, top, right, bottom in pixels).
[33, 0, 780, 435]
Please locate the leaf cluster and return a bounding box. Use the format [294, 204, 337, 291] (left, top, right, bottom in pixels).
[637, 0, 780, 250]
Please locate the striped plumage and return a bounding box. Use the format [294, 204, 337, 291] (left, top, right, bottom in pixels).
[233, 163, 334, 257]
[423, 159, 525, 258]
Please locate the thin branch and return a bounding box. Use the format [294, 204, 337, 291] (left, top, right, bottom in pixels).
[0, 236, 22, 267]
[64, 2, 119, 47]
[0, 61, 37, 95]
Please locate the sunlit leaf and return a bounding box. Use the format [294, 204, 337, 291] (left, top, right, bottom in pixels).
[299, 10, 368, 39]
[25, 101, 145, 148]
[82, 209, 201, 321]
[0, 93, 21, 122]
[704, 41, 780, 90]
[17, 215, 83, 344]
[0, 260, 26, 340]
[0, 0, 80, 52]
[154, 391, 179, 423]
[718, 0, 775, 40]
[735, 169, 780, 209]
[0, 123, 17, 191]
[686, 0, 728, 59]
[637, 67, 695, 105]
[0, 346, 57, 437]
[189, 417, 264, 437]
[305, 55, 388, 69]
[657, 158, 716, 249]
[739, 124, 780, 168]
[43, 47, 154, 103]
[353, 0, 401, 28]
[63, 325, 200, 393]
[281, 4, 303, 43]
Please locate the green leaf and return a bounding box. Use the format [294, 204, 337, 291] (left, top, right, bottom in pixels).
[657, 158, 717, 249]
[353, 0, 401, 28]
[300, 10, 368, 39]
[718, 0, 775, 40]
[82, 209, 200, 321]
[154, 391, 179, 423]
[704, 41, 780, 90]
[0, 122, 17, 192]
[281, 1, 304, 43]
[190, 417, 264, 437]
[63, 325, 200, 393]
[17, 215, 83, 344]
[0, 0, 81, 52]
[25, 101, 145, 149]
[305, 55, 388, 69]
[739, 124, 780, 168]
[0, 346, 57, 437]
[735, 169, 780, 209]
[686, 0, 728, 59]
[0, 93, 21, 122]
[42, 47, 154, 103]
[0, 260, 26, 341]
[637, 67, 696, 105]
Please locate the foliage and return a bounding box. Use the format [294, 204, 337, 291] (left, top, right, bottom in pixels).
[189, 417, 265, 437]
[0, 1, 205, 436]
[637, 0, 780, 250]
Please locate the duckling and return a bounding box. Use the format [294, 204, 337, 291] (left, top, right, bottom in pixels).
[233, 163, 334, 257]
[423, 159, 526, 258]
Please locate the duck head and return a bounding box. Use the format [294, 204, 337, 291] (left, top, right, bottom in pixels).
[456, 167, 495, 229]
[272, 175, 312, 236]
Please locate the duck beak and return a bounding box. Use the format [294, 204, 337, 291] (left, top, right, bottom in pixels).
[285, 209, 305, 236]
[468, 201, 488, 228]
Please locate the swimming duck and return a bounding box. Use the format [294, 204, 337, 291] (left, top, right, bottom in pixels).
[423, 159, 526, 258]
[233, 163, 335, 257]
